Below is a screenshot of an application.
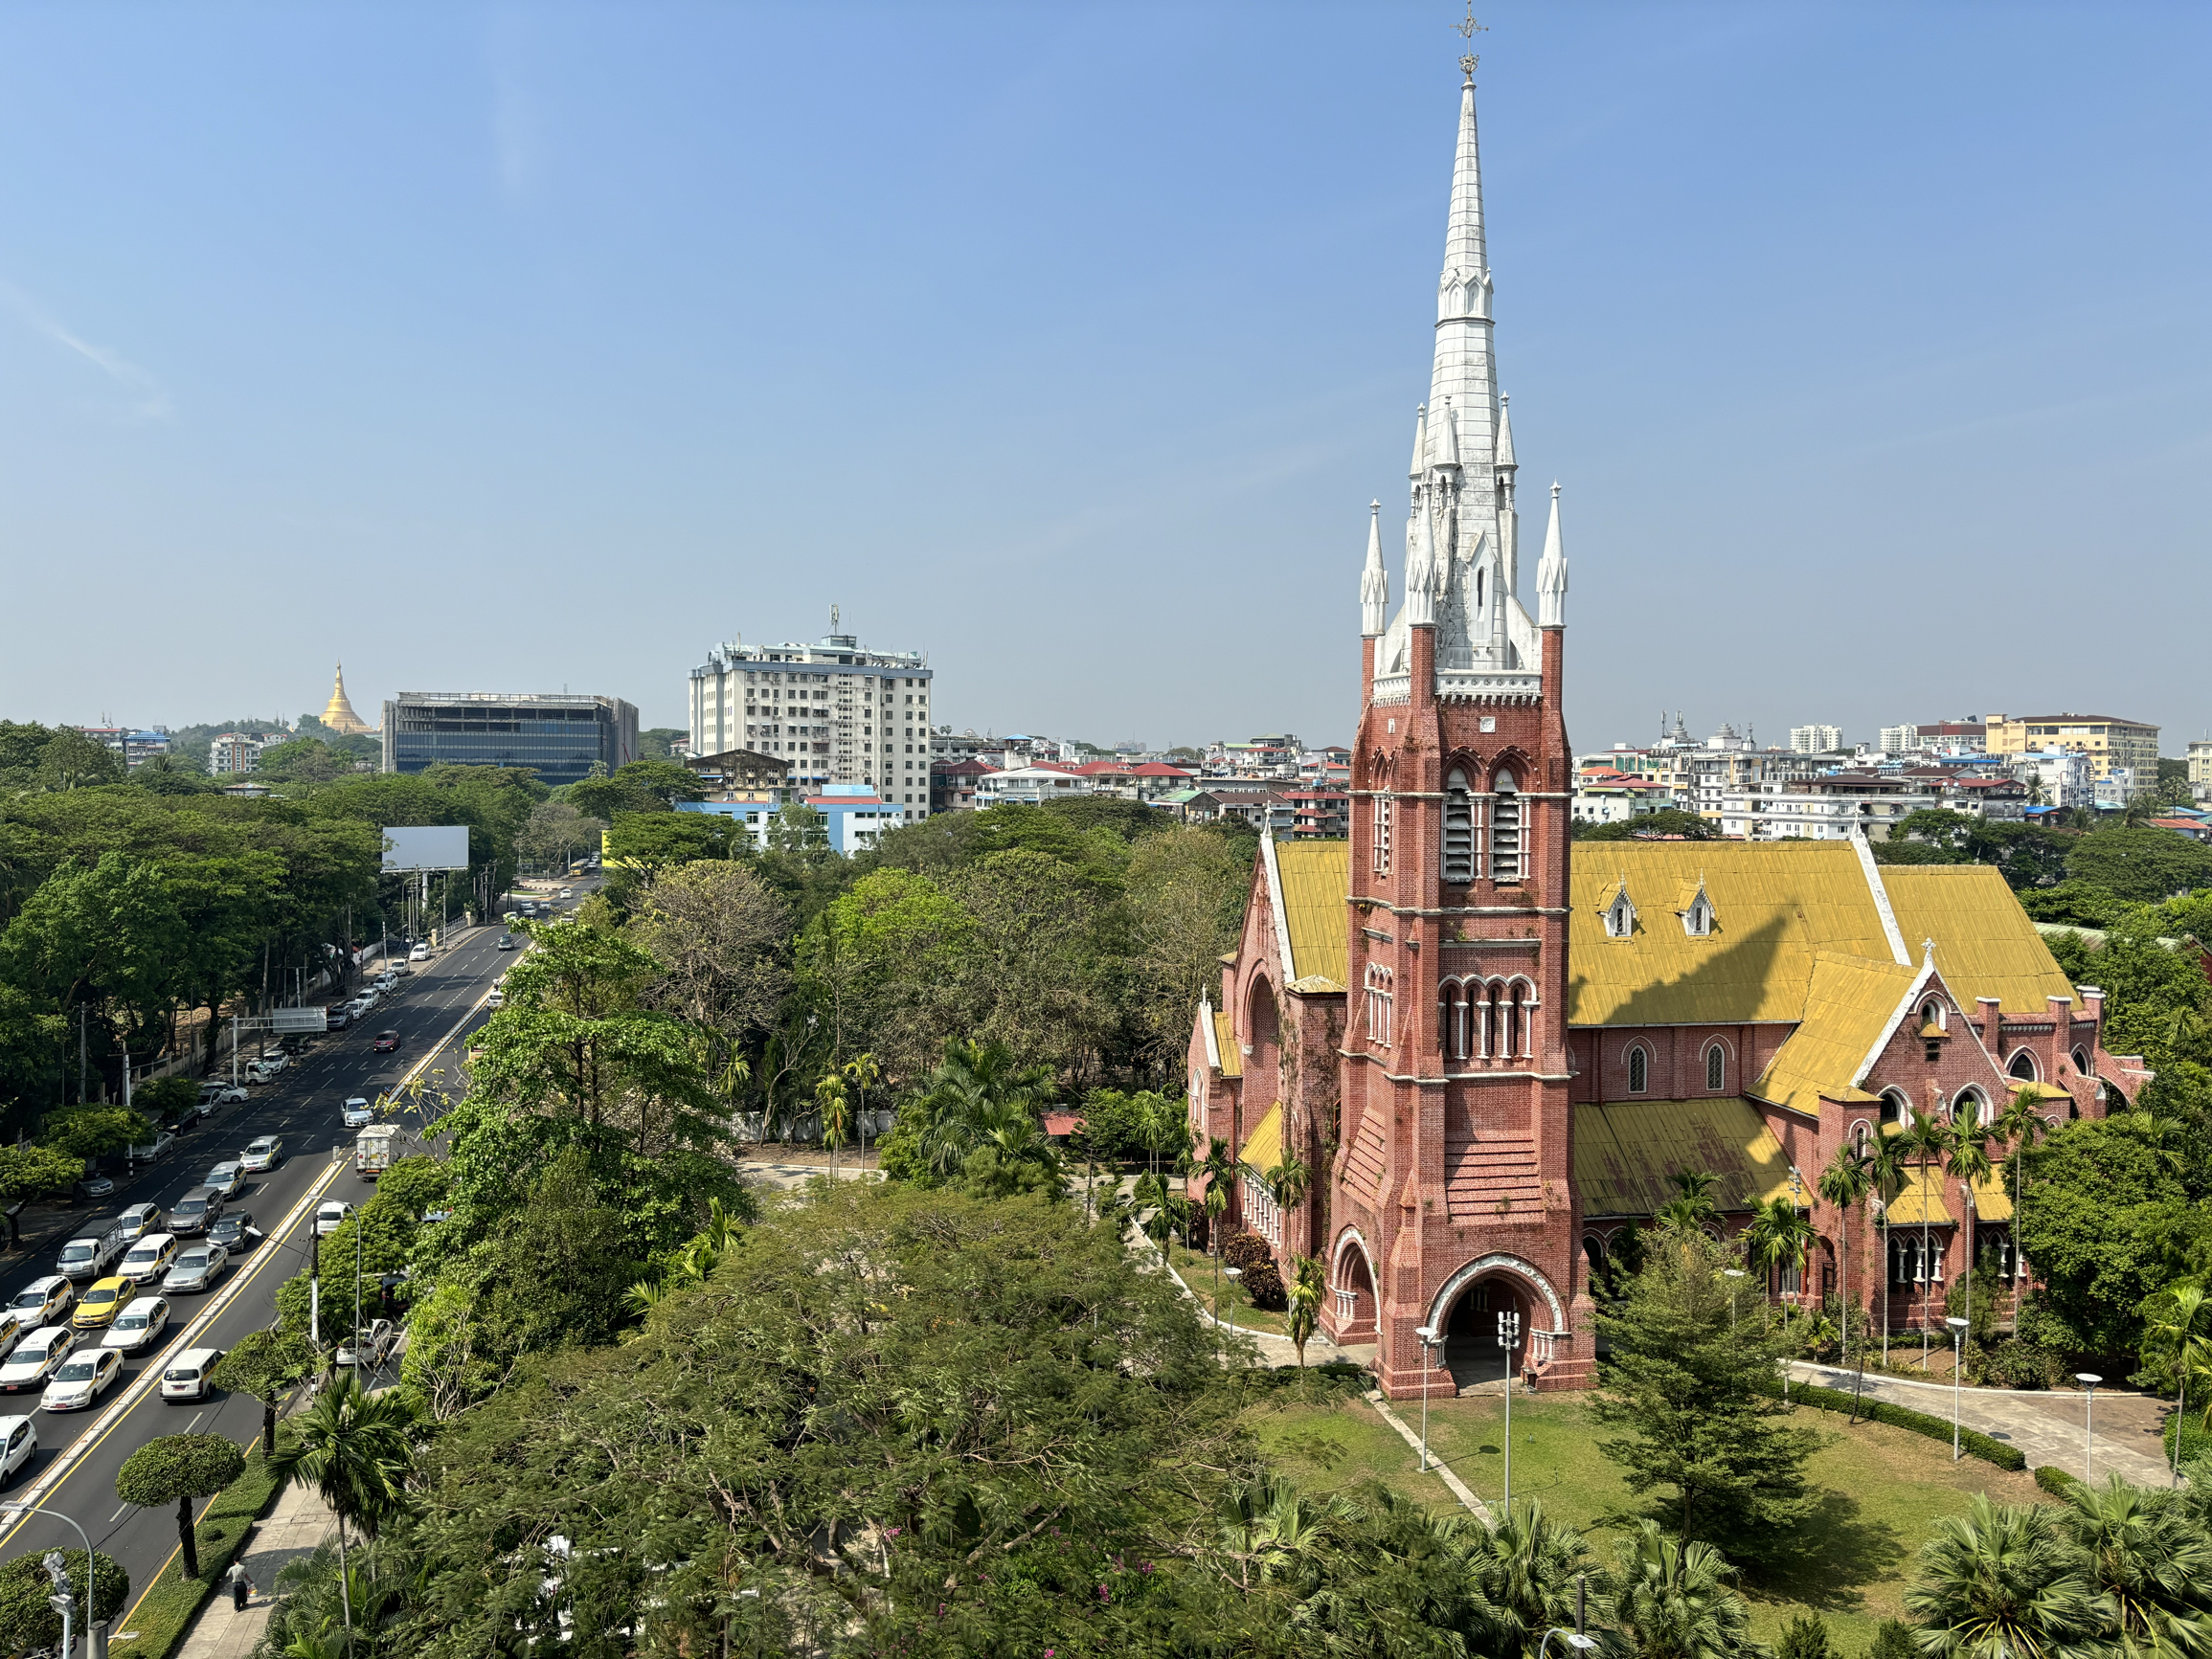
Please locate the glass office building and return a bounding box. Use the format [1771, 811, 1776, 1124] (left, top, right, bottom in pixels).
[381, 692, 639, 786]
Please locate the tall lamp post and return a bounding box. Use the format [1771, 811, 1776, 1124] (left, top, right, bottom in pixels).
[1538, 1629, 1599, 1659]
[1499, 1310, 1524, 1512]
[1, 1502, 102, 1658]
[1414, 1325, 1440, 1471]
[2076, 1372, 2102, 1486]
[1722, 1267, 1747, 1327]
[1945, 1316, 1970, 1460]
[1223, 1267, 1242, 1345]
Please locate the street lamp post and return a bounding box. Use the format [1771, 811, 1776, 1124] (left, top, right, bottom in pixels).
[1723, 1267, 1747, 1328]
[2076, 1372, 2102, 1486]
[1945, 1316, 1970, 1460]
[1499, 1310, 1524, 1512]
[1538, 1629, 1600, 1659]
[1414, 1325, 1440, 1471]
[2, 1503, 102, 1658]
[1223, 1267, 1242, 1345]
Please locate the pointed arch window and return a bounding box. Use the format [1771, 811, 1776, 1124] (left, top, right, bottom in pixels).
[1489, 769, 1523, 882]
[2007, 1050, 2038, 1081]
[1954, 1087, 1990, 1128]
[1372, 796, 1391, 876]
[1627, 1045, 1649, 1095]
[1442, 769, 1474, 884]
[1705, 1043, 1726, 1092]
[1364, 963, 1393, 1048]
[2072, 1045, 2093, 1078]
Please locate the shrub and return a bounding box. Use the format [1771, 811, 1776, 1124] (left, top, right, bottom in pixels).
[1241, 1259, 1286, 1311]
[2035, 1464, 2081, 1497]
[1979, 1338, 2063, 1391]
[2163, 1416, 2212, 1466]
[0, 1550, 126, 1653]
[1765, 1378, 2026, 1470]
[1778, 1612, 1837, 1659]
[1222, 1230, 1273, 1273]
[1867, 1619, 1915, 1659]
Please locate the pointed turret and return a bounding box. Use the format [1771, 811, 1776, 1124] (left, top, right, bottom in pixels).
[1408, 405, 1428, 480]
[1361, 502, 1389, 637]
[1495, 392, 1520, 595]
[1495, 392, 1516, 471]
[1433, 397, 1460, 469]
[1406, 494, 1439, 629]
[1535, 482, 1569, 629]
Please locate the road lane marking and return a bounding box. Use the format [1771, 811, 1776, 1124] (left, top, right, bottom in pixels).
[108, 1503, 127, 1523]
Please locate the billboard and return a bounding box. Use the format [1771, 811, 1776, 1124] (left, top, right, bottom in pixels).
[272, 1007, 328, 1034]
[381, 825, 470, 872]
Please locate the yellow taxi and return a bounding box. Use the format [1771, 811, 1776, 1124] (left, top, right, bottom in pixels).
[72, 1276, 133, 1331]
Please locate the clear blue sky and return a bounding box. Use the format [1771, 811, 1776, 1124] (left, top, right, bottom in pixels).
[3, 4, 2206, 753]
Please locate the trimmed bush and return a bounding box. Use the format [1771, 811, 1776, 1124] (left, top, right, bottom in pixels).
[2035, 1464, 2081, 1497]
[1221, 1230, 1273, 1274]
[1867, 1619, 1915, 1659]
[1241, 1259, 1287, 1311]
[1766, 1377, 2027, 1470]
[2162, 1416, 2211, 1466]
[1777, 1612, 1837, 1659]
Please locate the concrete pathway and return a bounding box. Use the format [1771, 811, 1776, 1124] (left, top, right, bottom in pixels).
[167, 1478, 335, 1658]
[1364, 1390, 1495, 1523]
[1790, 1361, 2178, 1489]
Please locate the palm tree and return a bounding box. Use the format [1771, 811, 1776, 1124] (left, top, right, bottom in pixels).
[1747, 1196, 1815, 1336]
[1465, 1497, 1597, 1659]
[2062, 1474, 2212, 1654]
[1945, 1113, 1995, 1366]
[814, 1072, 850, 1178]
[1866, 1128, 1907, 1370]
[1899, 1111, 1954, 1367]
[1994, 1087, 2050, 1314]
[271, 1372, 418, 1653]
[1213, 1470, 1351, 1593]
[1817, 1143, 1874, 1372]
[1905, 1494, 2103, 1659]
[841, 1050, 880, 1159]
[910, 1039, 1055, 1184]
[1656, 1169, 1721, 1232]
[1605, 1519, 1760, 1659]
[2140, 1283, 2212, 1485]
[1198, 1134, 1234, 1256]
[1286, 1255, 1325, 1368]
[1265, 1148, 1314, 1254]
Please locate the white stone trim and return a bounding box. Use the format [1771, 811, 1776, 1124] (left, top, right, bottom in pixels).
[1426, 1251, 1568, 1336]
[1261, 830, 1298, 983]
[1853, 837, 1911, 966]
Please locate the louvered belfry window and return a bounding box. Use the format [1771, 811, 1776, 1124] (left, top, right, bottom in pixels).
[1442, 769, 1474, 883]
[1489, 770, 1522, 881]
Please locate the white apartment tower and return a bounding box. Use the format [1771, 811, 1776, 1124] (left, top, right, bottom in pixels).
[1789, 724, 1844, 754]
[687, 631, 935, 817]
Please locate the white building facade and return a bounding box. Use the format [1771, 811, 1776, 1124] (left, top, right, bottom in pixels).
[1790, 724, 1844, 754]
[688, 631, 935, 817]
[1718, 773, 1941, 840]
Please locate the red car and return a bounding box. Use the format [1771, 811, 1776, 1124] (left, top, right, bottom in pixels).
[372, 1031, 399, 1053]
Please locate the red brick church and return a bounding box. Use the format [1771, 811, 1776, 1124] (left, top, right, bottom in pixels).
[1186, 65, 2146, 1400]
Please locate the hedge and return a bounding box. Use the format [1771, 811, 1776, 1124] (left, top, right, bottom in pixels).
[1765, 1377, 2027, 1470]
[2162, 1416, 2210, 1466]
[2035, 1464, 2082, 1497]
[109, 1436, 292, 1659]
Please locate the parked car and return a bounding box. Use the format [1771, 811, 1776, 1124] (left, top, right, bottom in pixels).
[208, 1212, 259, 1252]
[119, 1234, 180, 1287]
[0, 1329, 73, 1394]
[161, 1347, 225, 1402]
[371, 973, 398, 992]
[167, 1188, 225, 1236]
[163, 1244, 229, 1294]
[102, 1296, 169, 1354]
[0, 1415, 37, 1484]
[124, 1129, 175, 1164]
[485, 990, 505, 1009]
[325, 1006, 352, 1031]
[313, 1201, 353, 1238]
[41, 1347, 122, 1412]
[201, 1162, 246, 1200]
[71, 1174, 115, 1201]
[56, 1225, 125, 1284]
[70, 1277, 133, 1331]
[341, 1098, 374, 1129]
[372, 1030, 399, 1054]
[239, 1136, 283, 1173]
[115, 1202, 165, 1243]
[197, 1082, 247, 1108]
[9, 1280, 72, 1326]
[241, 1058, 283, 1085]
[335, 1318, 396, 1369]
[408, 944, 431, 961]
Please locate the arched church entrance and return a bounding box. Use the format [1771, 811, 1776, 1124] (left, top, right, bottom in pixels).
[1330, 1231, 1379, 1343]
[1424, 1252, 1566, 1391]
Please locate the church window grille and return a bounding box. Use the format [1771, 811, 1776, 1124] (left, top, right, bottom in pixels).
[1365, 964, 1393, 1048]
[1442, 770, 1474, 884]
[1627, 1045, 1648, 1095]
[1705, 1043, 1726, 1092]
[1372, 796, 1391, 876]
[2008, 1050, 2038, 1081]
[1489, 771, 1522, 881]
[2072, 1045, 2093, 1078]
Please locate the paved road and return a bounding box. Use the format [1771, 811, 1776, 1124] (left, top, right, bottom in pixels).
[0, 923, 513, 1634]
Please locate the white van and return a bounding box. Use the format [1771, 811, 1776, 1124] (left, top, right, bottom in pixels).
[162, 1348, 225, 1402]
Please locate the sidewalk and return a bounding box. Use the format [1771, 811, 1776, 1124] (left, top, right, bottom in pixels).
[169, 1477, 335, 1659]
[1789, 1360, 2177, 1489]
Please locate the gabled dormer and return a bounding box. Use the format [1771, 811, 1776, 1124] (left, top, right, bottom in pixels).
[1598, 876, 1637, 940]
[1676, 875, 1716, 939]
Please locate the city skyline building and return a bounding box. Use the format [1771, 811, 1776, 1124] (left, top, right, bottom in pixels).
[380, 691, 639, 786]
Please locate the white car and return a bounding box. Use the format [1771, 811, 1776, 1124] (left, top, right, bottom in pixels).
[41, 1347, 122, 1412]
[0, 1315, 27, 1367]
[335, 1318, 396, 1369]
[314, 1201, 353, 1238]
[239, 1136, 283, 1173]
[341, 1098, 374, 1129]
[408, 944, 431, 961]
[485, 990, 505, 1009]
[0, 1329, 74, 1395]
[8, 1279, 72, 1327]
[103, 1296, 170, 1354]
[163, 1244, 229, 1294]
[197, 1083, 247, 1108]
[162, 1348, 225, 1403]
[0, 1415, 36, 1485]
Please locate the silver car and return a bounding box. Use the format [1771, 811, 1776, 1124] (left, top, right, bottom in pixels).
[162, 1244, 228, 1294]
[201, 1162, 246, 1200]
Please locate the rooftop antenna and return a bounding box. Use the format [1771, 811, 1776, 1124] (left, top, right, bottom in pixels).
[1455, 2, 1486, 77]
[831, 603, 840, 629]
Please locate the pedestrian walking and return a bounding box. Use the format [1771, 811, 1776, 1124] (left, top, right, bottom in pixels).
[229, 1560, 254, 1610]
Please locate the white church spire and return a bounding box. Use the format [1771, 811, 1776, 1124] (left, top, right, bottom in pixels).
[1360, 502, 1389, 637]
[1536, 482, 1568, 628]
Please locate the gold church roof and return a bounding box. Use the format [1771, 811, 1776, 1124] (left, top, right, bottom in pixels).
[1573, 1097, 1794, 1218]
[1751, 952, 1918, 1117]
[1274, 841, 1349, 993]
[1879, 865, 2076, 1014]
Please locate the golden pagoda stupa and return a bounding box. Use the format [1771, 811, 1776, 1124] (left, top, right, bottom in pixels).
[320, 663, 375, 735]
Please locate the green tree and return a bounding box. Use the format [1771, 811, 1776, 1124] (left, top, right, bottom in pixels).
[0, 1548, 126, 1653]
[2139, 1283, 2212, 1482]
[889, 1038, 1059, 1196]
[1775, 1612, 1838, 1659]
[1817, 1144, 1874, 1370]
[116, 1432, 246, 1581]
[1576, 809, 1721, 842]
[1656, 1169, 1721, 1231]
[1603, 1519, 1763, 1659]
[271, 1374, 418, 1650]
[2062, 1474, 2212, 1655]
[2067, 826, 2212, 906]
[1591, 1222, 1821, 1553]
[0, 1142, 85, 1208]
[211, 1329, 316, 1455]
[1903, 1494, 2102, 1659]
[2018, 881, 2130, 929]
[1286, 1255, 1324, 1368]
[1746, 1194, 1816, 1338]
[1899, 1110, 1955, 1365]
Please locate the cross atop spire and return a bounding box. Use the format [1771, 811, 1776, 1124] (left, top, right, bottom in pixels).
[1455, 4, 1486, 80]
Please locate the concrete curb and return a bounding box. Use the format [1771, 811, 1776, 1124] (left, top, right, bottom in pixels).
[1362, 1390, 1495, 1525]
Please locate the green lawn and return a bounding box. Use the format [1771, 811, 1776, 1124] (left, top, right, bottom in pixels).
[1166, 1241, 1290, 1335]
[1246, 1388, 2051, 1653]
